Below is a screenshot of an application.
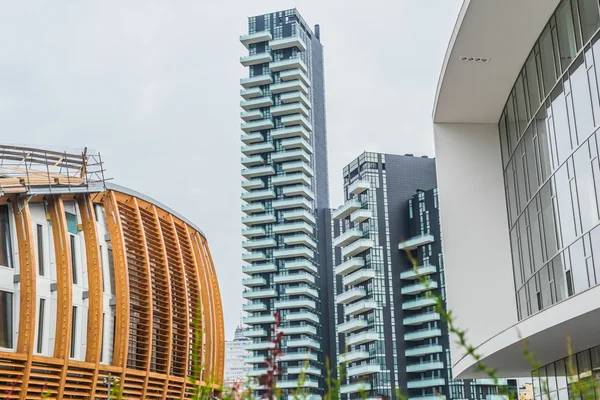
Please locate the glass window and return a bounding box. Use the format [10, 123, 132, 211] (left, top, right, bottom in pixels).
[70, 306, 78, 358]
[536, 106, 555, 181]
[0, 206, 12, 268]
[507, 94, 520, 151]
[107, 248, 116, 295]
[551, 85, 574, 164]
[574, 143, 599, 232]
[578, 0, 600, 44]
[37, 224, 44, 276]
[569, 239, 591, 292]
[516, 74, 530, 130]
[36, 298, 45, 354]
[0, 291, 13, 349]
[540, 26, 559, 96]
[527, 52, 543, 114]
[553, 255, 569, 302]
[555, 164, 577, 245]
[570, 56, 595, 140]
[70, 235, 78, 285]
[556, 0, 578, 71]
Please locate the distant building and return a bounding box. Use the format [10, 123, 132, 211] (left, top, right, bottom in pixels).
[224, 326, 250, 388]
[519, 383, 533, 400]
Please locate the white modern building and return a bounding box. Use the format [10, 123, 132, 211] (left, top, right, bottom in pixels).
[433, 0, 600, 397]
[224, 326, 250, 388]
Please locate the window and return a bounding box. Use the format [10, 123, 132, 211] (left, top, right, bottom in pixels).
[0, 206, 12, 268]
[37, 224, 44, 275]
[0, 291, 13, 349]
[70, 235, 77, 284]
[70, 306, 78, 358]
[37, 299, 45, 353]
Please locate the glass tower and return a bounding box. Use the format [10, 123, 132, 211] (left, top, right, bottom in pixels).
[239, 9, 331, 398]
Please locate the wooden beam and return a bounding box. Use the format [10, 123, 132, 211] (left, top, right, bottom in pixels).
[77, 194, 103, 398]
[47, 197, 73, 400]
[11, 196, 37, 400]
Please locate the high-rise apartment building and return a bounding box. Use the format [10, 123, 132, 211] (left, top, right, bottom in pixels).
[224, 326, 250, 388]
[331, 152, 505, 400]
[239, 9, 332, 397]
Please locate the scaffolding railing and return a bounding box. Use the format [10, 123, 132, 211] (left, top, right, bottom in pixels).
[0, 145, 108, 195]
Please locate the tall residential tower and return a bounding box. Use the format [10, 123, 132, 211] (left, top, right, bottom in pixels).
[239, 9, 331, 397]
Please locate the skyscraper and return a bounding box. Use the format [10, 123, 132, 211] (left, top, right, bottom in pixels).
[331, 152, 505, 400]
[239, 9, 332, 397]
[224, 326, 250, 388]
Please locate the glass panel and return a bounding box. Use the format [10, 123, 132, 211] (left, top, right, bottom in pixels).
[516, 74, 530, 131]
[525, 126, 540, 195]
[574, 142, 599, 232]
[556, 0, 578, 71]
[555, 164, 577, 245]
[70, 235, 78, 285]
[570, 56, 595, 140]
[500, 111, 510, 168]
[0, 206, 11, 268]
[537, 106, 555, 181]
[36, 298, 45, 354]
[578, 0, 600, 44]
[0, 291, 13, 349]
[70, 306, 77, 358]
[541, 182, 559, 258]
[37, 224, 44, 276]
[108, 247, 116, 295]
[570, 238, 591, 292]
[541, 26, 559, 96]
[553, 255, 569, 302]
[557, 358, 569, 390]
[529, 198, 544, 268]
[592, 225, 600, 287]
[508, 93, 520, 151]
[547, 361, 558, 392]
[528, 52, 543, 114]
[551, 84, 574, 164]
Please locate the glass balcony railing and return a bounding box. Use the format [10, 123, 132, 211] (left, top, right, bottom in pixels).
[281, 114, 311, 130]
[404, 328, 442, 341]
[240, 96, 273, 110]
[401, 280, 438, 295]
[273, 221, 313, 235]
[347, 363, 381, 377]
[272, 197, 311, 210]
[335, 257, 365, 276]
[280, 69, 310, 86]
[241, 165, 275, 178]
[270, 102, 309, 118]
[284, 311, 319, 324]
[242, 263, 276, 275]
[241, 141, 275, 156]
[398, 234, 435, 250]
[271, 125, 311, 140]
[240, 31, 272, 48]
[273, 247, 314, 260]
[282, 210, 316, 224]
[243, 314, 276, 325]
[338, 318, 369, 334]
[284, 259, 317, 273]
[242, 276, 267, 287]
[241, 237, 276, 250]
[282, 184, 314, 199]
[279, 352, 318, 362]
[269, 35, 307, 52]
[403, 312, 441, 326]
[342, 268, 376, 287]
[274, 298, 316, 310]
[283, 234, 317, 250]
[400, 265, 437, 280]
[346, 330, 378, 346]
[342, 239, 375, 258]
[337, 287, 367, 305]
[282, 161, 314, 176]
[406, 361, 445, 373]
[281, 137, 313, 153]
[406, 377, 446, 389]
[240, 74, 273, 89]
[285, 338, 320, 349]
[241, 203, 265, 214]
[405, 344, 443, 357]
[242, 288, 278, 300]
[285, 285, 318, 298]
[269, 57, 307, 73]
[241, 189, 275, 202]
[402, 296, 437, 310]
[240, 132, 263, 145]
[271, 149, 311, 163]
[339, 350, 370, 364]
[241, 226, 266, 238]
[281, 91, 311, 108]
[279, 324, 317, 335]
[340, 382, 371, 394]
[273, 271, 315, 285]
[271, 79, 309, 95]
[242, 301, 267, 312]
[333, 200, 362, 220]
[240, 52, 272, 67]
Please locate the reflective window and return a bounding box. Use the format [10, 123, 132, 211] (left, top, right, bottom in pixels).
[0, 206, 11, 269]
[0, 291, 13, 349]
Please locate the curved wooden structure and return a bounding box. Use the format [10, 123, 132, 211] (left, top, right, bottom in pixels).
[0, 186, 224, 400]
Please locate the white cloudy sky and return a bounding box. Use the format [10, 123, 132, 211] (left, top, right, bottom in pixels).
[0, 0, 462, 339]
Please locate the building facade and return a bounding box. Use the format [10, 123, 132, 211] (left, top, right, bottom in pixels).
[224, 326, 250, 388]
[331, 152, 506, 400]
[433, 0, 600, 397]
[239, 8, 332, 397]
[0, 145, 224, 399]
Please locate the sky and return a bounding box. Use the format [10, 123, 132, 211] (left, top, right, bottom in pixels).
[0, 0, 463, 339]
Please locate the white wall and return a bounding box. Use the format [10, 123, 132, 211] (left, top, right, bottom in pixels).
[433, 122, 517, 376]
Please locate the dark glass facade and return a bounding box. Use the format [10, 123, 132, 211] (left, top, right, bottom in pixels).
[499, 0, 600, 320]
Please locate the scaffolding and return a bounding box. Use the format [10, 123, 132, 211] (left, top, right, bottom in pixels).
[0, 145, 107, 196]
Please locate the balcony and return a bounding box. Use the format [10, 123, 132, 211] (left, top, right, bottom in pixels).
[241, 213, 276, 226]
[282, 161, 314, 176]
[273, 221, 313, 235]
[348, 180, 371, 195]
[243, 314, 276, 325]
[402, 296, 437, 310]
[243, 301, 267, 312]
[338, 318, 369, 334]
[281, 137, 313, 153]
[244, 328, 268, 338]
[340, 382, 371, 394]
[337, 288, 367, 305]
[245, 341, 276, 351]
[277, 379, 319, 389]
[342, 239, 375, 258]
[271, 149, 311, 163]
[351, 209, 372, 223]
[242, 227, 266, 239]
[240, 31, 272, 48]
[405, 344, 443, 357]
[272, 172, 311, 186]
[242, 276, 267, 287]
[269, 57, 307, 73]
[273, 247, 314, 259]
[401, 280, 438, 295]
[270, 35, 307, 51]
[240, 109, 262, 122]
[284, 259, 317, 274]
[406, 361, 445, 373]
[241, 132, 264, 145]
[346, 300, 377, 316]
[240, 52, 272, 67]
[339, 350, 370, 364]
[241, 165, 274, 179]
[242, 238, 276, 250]
[279, 352, 318, 362]
[281, 91, 311, 108]
[343, 269, 376, 286]
[240, 96, 273, 111]
[244, 355, 266, 364]
[410, 396, 447, 400]
[333, 200, 362, 219]
[270, 125, 310, 140]
[284, 234, 317, 250]
[283, 210, 316, 224]
[282, 184, 315, 199]
[281, 114, 312, 130]
[279, 325, 317, 336]
[273, 271, 315, 285]
[335, 258, 365, 276]
[241, 189, 275, 202]
[407, 378, 446, 389]
[404, 328, 442, 341]
[241, 203, 265, 215]
[334, 228, 365, 248]
[272, 197, 311, 211]
[241, 141, 275, 156]
[240, 74, 273, 89]
[242, 263, 276, 275]
[286, 285, 318, 298]
[247, 368, 269, 377]
[240, 87, 263, 99]
[242, 288, 277, 300]
[242, 252, 266, 262]
[400, 265, 437, 280]
[286, 338, 320, 349]
[477, 379, 508, 386]
[241, 119, 274, 133]
[241, 155, 264, 167]
[287, 366, 321, 376]
[271, 79, 309, 95]
[270, 102, 309, 118]
[274, 298, 316, 310]
[281, 69, 310, 86]
[347, 364, 381, 377]
[398, 234, 435, 250]
[242, 179, 265, 191]
[285, 311, 319, 324]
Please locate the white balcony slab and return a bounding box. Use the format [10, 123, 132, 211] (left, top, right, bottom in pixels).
[240, 87, 263, 99]
[342, 239, 375, 258]
[286, 285, 318, 298]
[339, 350, 370, 364]
[407, 378, 446, 389]
[405, 344, 443, 357]
[270, 125, 310, 140]
[241, 119, 274, 133]
[242, 288, 277, 299]
[281, 137, 313, 153]
[271, 79, 309, 95]
[281, 114, 312, 131]
[335, 257, 365, 276]
[273, 221, 313, 235]
[282, 161, 314, 176]
[240, 31, 272, 48]
[282, 184, 314, 199]
[343, 268, 376, 286]
[284, 259, 317, 274]
[243, 302, 267, 312]
[334, 228, 365, 248]
[401, 280, 438, 295]
[242, 213, 276, 227]
[270, 102, 309, 118]
[272, 172, 311, 186]
[243, 314, 276, 325]
[400, 265, 437, 280]
[244, 355, 266, 364]
[274, 298, 316, 310]
[241, 165, 274, 179]
[281, 91, 311, 108]
[242, 263, 276, 275]
[284, 234, 317, 250]
[244, 328, 268, 338]
[348, 180, 371, 195]
[269, 57, 307, 73]
[272, 197, 311, 210]
[240, 96, 274, 111]
[404, 328, 442, 341]
[338, 318, 369, 334]
[347, 364, 381, 377]
[350, 209, 372, 223]
[241, 189, 275, 202]
[282, 210, 315, 224]
[240, 52, 272, 67]
[240, 109, 262, 122]
[285, 311, 319, 324]
[406, 361, 445, 373]
[241, 200, 266, 214]
[403, 312, 441, 326]
[270, 35, 307, 51]
[333, 200, 362, 220]
[286, 338, 320, 349]
[245, 341, 276, 351]
[345, 300, 377, 316]
[241, 227, 266, 239]
[346, 330, 378, 346]
[273, 246, 314, 259]
[279, 325, 317, 336]
[241, 179, 264, 191]
[241, 155, 264, 167]
[271, 149, 311, 163]
[241, 132, 264, 145]
[242, 238, 276, 250]
[240, 74, 272, 89]
[398, 234, 435, 250]
[241, 141, 275, 156]
[273, 271, 315, 285]
[337, 288, 367, 305]
[242, 252, 266, 262]
[280, 68, 310, 86]
[279, 352, 318, 362]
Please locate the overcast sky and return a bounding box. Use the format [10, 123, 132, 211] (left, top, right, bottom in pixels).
[0, 0, 462, 339]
